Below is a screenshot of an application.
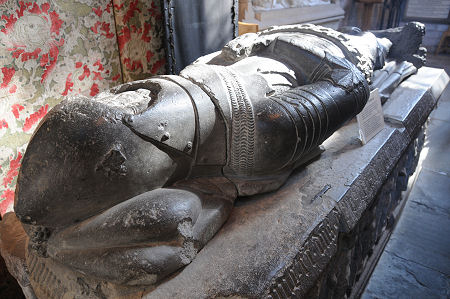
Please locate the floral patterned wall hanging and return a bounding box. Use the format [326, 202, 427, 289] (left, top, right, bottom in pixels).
[113, 0, 166, 82]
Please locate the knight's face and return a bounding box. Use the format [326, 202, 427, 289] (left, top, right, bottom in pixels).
[15, 98, 177, 229]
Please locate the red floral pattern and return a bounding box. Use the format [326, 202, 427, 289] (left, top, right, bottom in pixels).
[11, 104, 24, 118]
[0, 0, 123, 215]
[23, 104, 48, 132]
[113, 0, 166, 82]
[3, 2, 65, 83]
[1, 66, 16, 93]
[0, 189, 15, 215]
[0, 120, 8, 129]
[2, 152, 22, 188]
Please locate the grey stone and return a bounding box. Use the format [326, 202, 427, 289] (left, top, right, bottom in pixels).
[0, 213, 36, 299]
[383, 67, 449, 138]
[421, 119, 450, 174]
[430, 100, 450, 121]
[372, 22, 426, 68]
[426, 55, 450, 78]
[362, 250, 449, 299]
[385, 169, 450, 275]
[362, 79, 450, 299]
[147, 96, 441, 298]
[435, 81, 450, 103]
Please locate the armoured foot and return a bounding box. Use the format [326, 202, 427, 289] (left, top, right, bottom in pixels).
[372, 22, 426, 68]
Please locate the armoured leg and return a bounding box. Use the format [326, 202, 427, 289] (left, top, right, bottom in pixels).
[371, 22, 426, 68]
[269, 54, 370, 169]
[45, 178, 235, 285]
[372, 60, 418, 101]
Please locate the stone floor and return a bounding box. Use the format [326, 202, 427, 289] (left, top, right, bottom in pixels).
[362, 55, 450, 299]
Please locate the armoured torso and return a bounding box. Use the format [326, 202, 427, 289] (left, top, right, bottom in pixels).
[119, 27, 373, 196]
[123, 26, 373, 195]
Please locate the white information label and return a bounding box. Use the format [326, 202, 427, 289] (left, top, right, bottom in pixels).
[357, 88, 385, 144]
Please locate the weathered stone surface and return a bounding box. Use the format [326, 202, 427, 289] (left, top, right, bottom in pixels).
[362, 250, 449, 299]
[0, 243, 25, 299]
[16, 22, 411, 288]
[146, 124, 398, 298]
[0, 213, 36, 299]
[310, 128, 426, 299]
[362, 81, 450, 298]
[421, 118, 450, 174]
[382, 168, 450, 275]
[25, 250, 149, 299]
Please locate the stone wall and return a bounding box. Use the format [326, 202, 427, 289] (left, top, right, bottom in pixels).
[341, 1, 449, 53]
[404, 0, 449, 53]
[419, 23, 449, 54]
[239, 0, 345, 29]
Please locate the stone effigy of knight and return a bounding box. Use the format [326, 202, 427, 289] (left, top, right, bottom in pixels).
[14, 22, 426, 285]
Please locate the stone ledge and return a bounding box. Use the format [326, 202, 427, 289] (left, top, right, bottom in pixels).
[384, 67, 449, 137]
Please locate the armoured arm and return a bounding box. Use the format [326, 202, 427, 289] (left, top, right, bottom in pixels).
[268, 55, 369, 167]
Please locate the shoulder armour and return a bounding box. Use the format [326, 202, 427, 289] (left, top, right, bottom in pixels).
[124, 78, 196, 155]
